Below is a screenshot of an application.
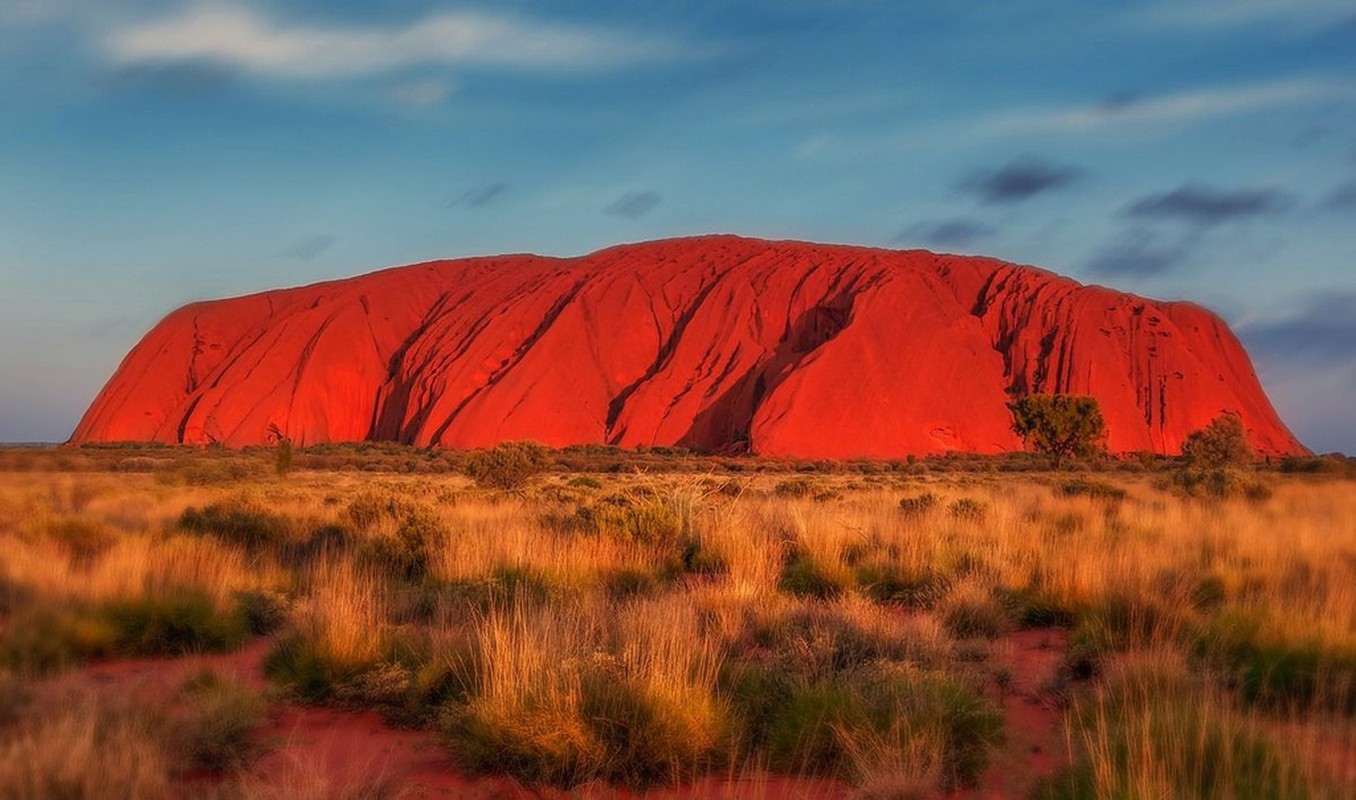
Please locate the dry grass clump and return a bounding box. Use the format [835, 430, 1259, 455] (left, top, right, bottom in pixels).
[1035, 651, 1322, 799]
[264, 560, 390, 699]
[0, 671, 267, 799]
[0, 520, 273, 672]
[0, 687, 173, 799]
[715, 595, 1000, 789]
[442, 597, 729, 786]
[172, 669, 268, 772]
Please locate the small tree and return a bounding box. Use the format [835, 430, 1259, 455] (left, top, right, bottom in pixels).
[267, 424, 292, 477]
[464, 441, 551, 490]
[1170, 413, 1266, 500]
[1181, 413, 1253, 469]
[1007, 394, 1107, 466]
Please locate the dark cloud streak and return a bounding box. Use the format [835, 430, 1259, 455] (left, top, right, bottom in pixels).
[897, 218, 994, 248]
[605, 191, 662, 219]
[1241, 292, 1356, 364]
[958, 158, 1084, 204]
[448, 183, 507, 209]
[1121, 184, 1289, 226]
[1323, 181, 1356, 210]
[279, 234, 336, 260]
[1085, 228, 1196, 278]
[99, 60, 238, 93]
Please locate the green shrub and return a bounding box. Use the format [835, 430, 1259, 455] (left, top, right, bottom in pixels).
[721, 660, 796, 753]
[603, 567, 662, 600]
[1061, 595, 1178, 681]
[1279, 455, 1352, 476]
[263, 635, 354, 700]
[0, 672, 29, 728]
[0, 607, 118, 674]
[444, 648, 729, 787]
[1, 591, 250, 673]
[763, 681, 863, 775]
[1007, 394, 1107, 465]
[897, 493, 938, 516]
[1193, 612, 1356, 713]
[357, 508, 444, 582]
[1188, 576, 1228, 613]
[947, 498, 988, 522]
[748, 605, 939, 683]
[179, 500, 293, 550]
[941, 593, 1011, 640]
[344, 490, 415, 533]
[773, 478, 815, 498]
[1167, 468, 1273, 501]
[758, 666, 1002, 787]
[174, 671, 266, 771]
[415, 639, 482, 712]
[563, 496, 686, 545]
[1035, 661, 1315, 799]
[1058, 479, 1127, 502]
[992, 586, 1076, 628]
[441, 565, 556, 612]
[274, 437, 293, 477]
[464, 441, 551, 490]
[44, 518, 117, 563]
[668, 536, 728, 577]
[233, 589, 288, 635]
[576, 672, 731, 786]
[779, 556, 846, 600]
[855, 564, 951, 610]
[1182, 414, 1254, 469]
[102, 591, 250, 656]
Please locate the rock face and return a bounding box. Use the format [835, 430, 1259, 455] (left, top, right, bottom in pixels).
[71, 235, 1305, 457]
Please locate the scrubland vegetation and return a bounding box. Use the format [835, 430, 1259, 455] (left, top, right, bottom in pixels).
[0, 443, 1353, 797]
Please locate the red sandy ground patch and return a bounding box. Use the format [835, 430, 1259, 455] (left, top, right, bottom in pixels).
[56, 630, 1073, 799]
[936, 629, 1070, 800]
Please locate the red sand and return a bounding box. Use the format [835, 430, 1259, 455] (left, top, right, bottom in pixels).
[71, 235, 1303, 457]
[937, 629, 1070, 800]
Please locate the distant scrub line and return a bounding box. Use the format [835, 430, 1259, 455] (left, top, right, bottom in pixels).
[6, 439, 1352, 480]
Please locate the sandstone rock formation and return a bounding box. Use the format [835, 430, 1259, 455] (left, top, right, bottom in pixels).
[70, 235, 1305, 457]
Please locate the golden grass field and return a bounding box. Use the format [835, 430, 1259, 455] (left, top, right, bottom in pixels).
[0, 445, 1353, 798]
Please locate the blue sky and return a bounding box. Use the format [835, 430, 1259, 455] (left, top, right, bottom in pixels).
[1, 0, 1354, 450]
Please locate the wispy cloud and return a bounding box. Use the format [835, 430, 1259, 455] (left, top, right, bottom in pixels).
[796, 75, 1352, 159]
[986, 76, 1350, 136]
[105, 4, 694, 79]
[1133, 0, 1356, 33]
[388, 78, 455, 107]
